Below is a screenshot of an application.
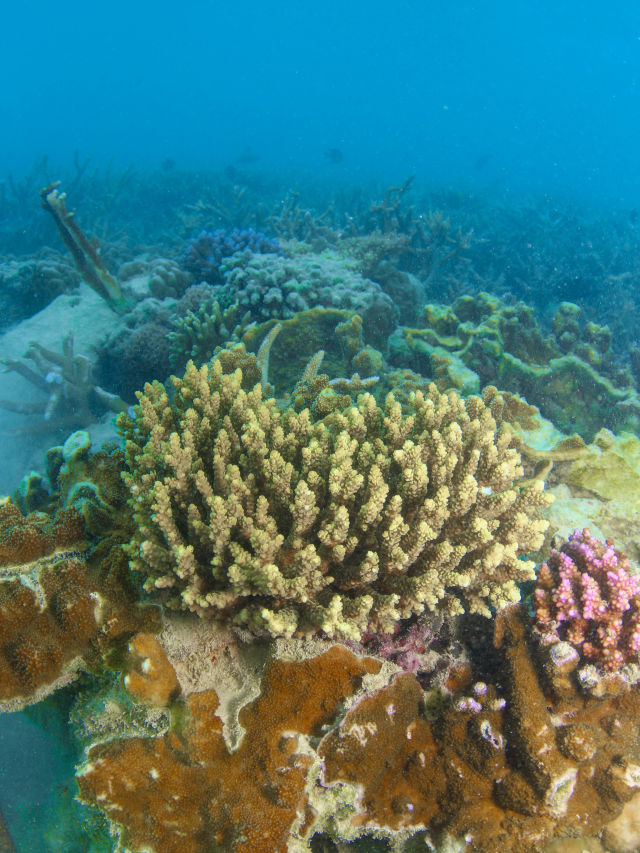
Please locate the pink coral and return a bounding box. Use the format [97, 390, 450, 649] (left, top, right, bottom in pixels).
[534, 529, 640, 672]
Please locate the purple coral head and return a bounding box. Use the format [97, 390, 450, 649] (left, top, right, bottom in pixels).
[534, 528, 640, 673]
[181, 228, 280, 284]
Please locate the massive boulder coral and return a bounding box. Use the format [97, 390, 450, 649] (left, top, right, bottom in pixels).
[118, 346, 550, 639]
[218, 249, 397, 348]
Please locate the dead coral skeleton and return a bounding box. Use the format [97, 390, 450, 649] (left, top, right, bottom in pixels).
[0, 332, 128, 430]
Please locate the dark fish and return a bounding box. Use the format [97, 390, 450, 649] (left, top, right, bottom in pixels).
[160, 157, 176, 172]
[629, 208, 639, 224]
[474, 152, 493, 170]
[234, 149, 260, 165]
[324, 147, 344, 164]
[0, 807, 16, 853]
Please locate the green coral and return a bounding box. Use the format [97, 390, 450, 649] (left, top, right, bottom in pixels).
[168, 298, 248, 371]
[118, 346, 550, 640]
[390, 292, 640, 440]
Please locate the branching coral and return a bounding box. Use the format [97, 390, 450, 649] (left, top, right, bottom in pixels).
[118, 345, 550, 639]
[0, 332, 128, 429]
[534, 529, 640, 672]
[168, 297, 248, 371]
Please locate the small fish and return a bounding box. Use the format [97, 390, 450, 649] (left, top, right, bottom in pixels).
[234, 149, 260, 165]
[0, 806, 16, 853]
[474, 152, 493, 171]
[324, 147, 344, 164]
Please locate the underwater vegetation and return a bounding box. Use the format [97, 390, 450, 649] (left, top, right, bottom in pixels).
[3, 170, 640, 852]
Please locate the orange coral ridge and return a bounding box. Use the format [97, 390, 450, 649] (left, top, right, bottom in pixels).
[78, 609, 640, 853]
[125, 633, 180, 707]
[78, 644, 380, 853]
[0, 498, 85, 566]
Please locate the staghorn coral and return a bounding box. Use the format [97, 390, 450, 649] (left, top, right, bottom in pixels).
[118, 345, 550, 639]
[533, 529, 640, 672]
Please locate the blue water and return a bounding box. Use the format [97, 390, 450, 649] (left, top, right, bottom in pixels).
[1, 1, 638, 203]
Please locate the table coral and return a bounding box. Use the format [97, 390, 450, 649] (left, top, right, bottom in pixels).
[118, 345, 550, 639]
[534, 529, 640, 672]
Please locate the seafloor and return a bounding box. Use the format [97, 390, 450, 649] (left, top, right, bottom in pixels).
[1, 165, 640, 852]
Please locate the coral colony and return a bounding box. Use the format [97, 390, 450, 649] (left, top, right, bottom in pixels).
[534, 529, 640, 672]
[3, 180, 640, 852]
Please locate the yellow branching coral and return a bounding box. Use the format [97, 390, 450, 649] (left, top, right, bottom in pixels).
[118, 349, 550, 639]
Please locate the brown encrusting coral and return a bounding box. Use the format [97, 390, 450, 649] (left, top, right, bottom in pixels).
[78, 644, 380, 853]
[76, 603, 640, 853]
[0, 497, 154, 709]
[118, 345, 550, 639]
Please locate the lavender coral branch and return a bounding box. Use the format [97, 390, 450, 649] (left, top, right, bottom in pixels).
[534, 529, 640, 672]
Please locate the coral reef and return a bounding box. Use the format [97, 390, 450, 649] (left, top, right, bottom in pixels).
[390, 292, 640, 439]
[0, 252, 79, 332]
[118, 344, 549, 638]
[219, 250, 397, 349]
[7, 170, 640, 853]
[181, 228, 280, 284]
[534, 529, 640, 672]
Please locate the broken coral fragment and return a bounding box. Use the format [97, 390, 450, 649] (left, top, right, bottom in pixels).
[40, 182, 127, 311]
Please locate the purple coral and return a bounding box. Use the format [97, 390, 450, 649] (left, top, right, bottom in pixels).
[181, 228, 280, 284]
[534, 529, 640, 672]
